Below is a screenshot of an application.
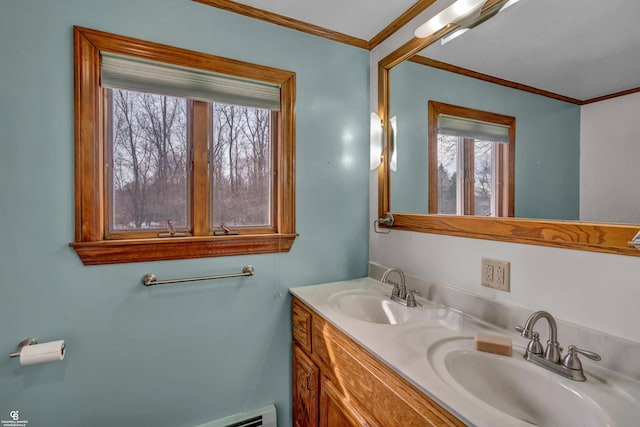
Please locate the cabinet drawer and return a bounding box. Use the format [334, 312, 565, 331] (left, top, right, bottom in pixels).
[292, 300, 312, 353]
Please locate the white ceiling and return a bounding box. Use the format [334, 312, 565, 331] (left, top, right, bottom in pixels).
[419, 0, 640, 101]
[229, 0, 640, 101]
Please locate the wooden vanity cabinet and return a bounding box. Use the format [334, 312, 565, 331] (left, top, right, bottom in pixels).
[291, 297, 464, 427]
[292, 300, 372, 427]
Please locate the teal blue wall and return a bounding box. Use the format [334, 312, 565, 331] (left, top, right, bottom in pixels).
[0, 1, 370, 426]
[390, 61, 580, 220]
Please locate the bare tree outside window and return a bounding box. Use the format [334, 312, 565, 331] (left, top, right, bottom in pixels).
[109, 89, 187, 231]
[436, 135, 496, 216]
[211, 103, 272, 227]
[437, 134, 458, 214]
[473, 140, 494, 216]
[109, 91, 273, 233]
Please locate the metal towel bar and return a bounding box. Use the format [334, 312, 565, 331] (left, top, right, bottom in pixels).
[142, 265, 255, 286]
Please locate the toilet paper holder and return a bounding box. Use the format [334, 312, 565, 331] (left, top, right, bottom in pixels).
[9, 337, 40, 358]
[9, 337, 67, 365]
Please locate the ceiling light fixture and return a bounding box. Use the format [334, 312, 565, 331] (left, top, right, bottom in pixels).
[415, 0, 522, 40]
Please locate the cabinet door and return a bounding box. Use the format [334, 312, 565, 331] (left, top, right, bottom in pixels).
[319, 375, 373, 427]
[293, 345, 319, 427]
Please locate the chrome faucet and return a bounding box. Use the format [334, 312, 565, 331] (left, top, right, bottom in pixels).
[380, 267, 421, 307]
[381, 267, 406, 297]
[517, 310, 561, 362]
[516, 310, 601, 381]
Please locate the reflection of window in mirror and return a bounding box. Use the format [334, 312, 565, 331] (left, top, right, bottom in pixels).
[428, 101, 515, 217]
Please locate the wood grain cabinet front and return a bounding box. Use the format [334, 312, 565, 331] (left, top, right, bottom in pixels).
[319, 375, 374, 427]
[292, 300, 313, 353]
[293, 345, 319, 427]
[291, 296, 465, 427]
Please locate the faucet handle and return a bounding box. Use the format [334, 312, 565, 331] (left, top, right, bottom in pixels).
[406, 289, 422, 307]
[515, 325, 533, 338]
[562, 345, 601, 372]
[568, 345, 601, 361]
[525, 331, 544, 356]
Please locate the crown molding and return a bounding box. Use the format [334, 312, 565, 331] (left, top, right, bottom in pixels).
[194, 0, 439, 51]
[368, 0, 437, 49]
[193, 0, 369, 49]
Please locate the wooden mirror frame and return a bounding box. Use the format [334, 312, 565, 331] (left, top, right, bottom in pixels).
[377, 36, 640, 257]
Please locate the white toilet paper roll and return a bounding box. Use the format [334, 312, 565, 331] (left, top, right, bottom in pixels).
[19, 340, 65, 366]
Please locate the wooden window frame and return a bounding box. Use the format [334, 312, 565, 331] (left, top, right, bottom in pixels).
[70, 26, 297, 265]
[428, 101, 515, 217]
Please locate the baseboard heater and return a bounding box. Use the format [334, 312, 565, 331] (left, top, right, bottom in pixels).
[196, 404, 276, 427]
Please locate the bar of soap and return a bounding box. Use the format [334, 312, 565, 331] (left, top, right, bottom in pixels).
[474, 333, 512, 356]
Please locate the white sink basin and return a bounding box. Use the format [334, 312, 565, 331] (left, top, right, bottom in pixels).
[328, 288, 447, 325]
[328, 289, 411, 324]
[428, 338, 640, 426]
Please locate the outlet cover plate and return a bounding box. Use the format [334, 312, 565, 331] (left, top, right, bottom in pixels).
[481, 257, 510, 292]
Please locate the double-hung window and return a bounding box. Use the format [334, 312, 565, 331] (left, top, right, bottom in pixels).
[71, 27, 296, 265]
[428, 101, 515, 217]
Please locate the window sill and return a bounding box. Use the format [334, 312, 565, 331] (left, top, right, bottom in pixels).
[70, 234, 298, 265]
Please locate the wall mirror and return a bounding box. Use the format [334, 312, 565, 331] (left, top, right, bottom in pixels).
[378, 0, 640, 256]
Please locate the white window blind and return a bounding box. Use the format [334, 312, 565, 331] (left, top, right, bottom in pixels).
[438, 114, 510, 143]
[100, 52, 281, 110]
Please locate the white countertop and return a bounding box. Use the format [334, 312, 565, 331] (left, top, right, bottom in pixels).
[290, 277, 640, 427]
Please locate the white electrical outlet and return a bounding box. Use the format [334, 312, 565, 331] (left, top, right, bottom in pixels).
[481, 261, 493, 286]
[481, 258, 510, 292]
